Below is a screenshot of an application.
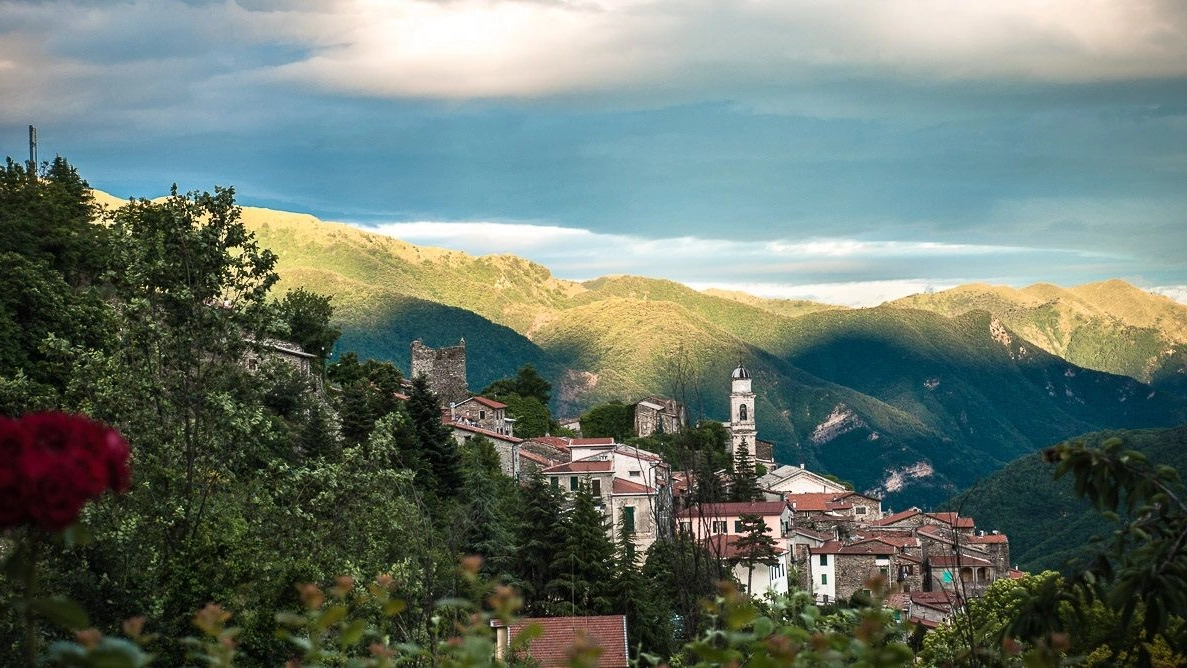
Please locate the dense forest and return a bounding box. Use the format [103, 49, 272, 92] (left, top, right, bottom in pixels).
[1, 159, 1186, 666]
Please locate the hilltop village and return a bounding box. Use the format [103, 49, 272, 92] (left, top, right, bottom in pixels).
[400, 339, 1019, 630]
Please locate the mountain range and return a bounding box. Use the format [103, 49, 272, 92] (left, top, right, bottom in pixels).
[93, 192, 1187, 508]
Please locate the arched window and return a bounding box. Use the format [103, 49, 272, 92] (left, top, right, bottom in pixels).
[739, 404, 748, 421]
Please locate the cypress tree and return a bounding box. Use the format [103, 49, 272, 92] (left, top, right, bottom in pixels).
[513, 473, 566, 613]
[407, 374, 462, 497]
[731, 512, 780, 595]
[728, 442, 761, 502]
[548, 483, 615, 615]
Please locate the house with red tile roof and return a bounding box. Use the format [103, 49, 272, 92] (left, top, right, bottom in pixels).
[450, 395, 514, 437]
[493, 615, 628, 668]
[444, 420, 524, 478]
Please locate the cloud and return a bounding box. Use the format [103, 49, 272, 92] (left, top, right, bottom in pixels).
[361, 220, 1126, 305]
[257, 0, 1187, 99]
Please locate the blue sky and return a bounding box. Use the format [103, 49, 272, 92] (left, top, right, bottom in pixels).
[3, 0, 1185, 305]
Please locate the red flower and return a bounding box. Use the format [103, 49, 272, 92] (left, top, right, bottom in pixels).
[1, 412, 132, 532]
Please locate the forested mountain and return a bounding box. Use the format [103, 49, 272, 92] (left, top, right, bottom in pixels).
[893, 282, 1187, 396]
[89, 192, 1187, 508]
[944, 424, 1187, 573]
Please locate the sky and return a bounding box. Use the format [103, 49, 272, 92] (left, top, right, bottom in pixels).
[3, 0, 1186, 306]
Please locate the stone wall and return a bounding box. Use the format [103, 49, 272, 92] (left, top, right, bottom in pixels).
[410, 339, 468, 406]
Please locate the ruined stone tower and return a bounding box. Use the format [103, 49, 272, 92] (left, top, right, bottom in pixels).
[410, 338, 468, 406]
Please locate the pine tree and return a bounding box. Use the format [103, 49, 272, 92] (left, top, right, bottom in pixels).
[729, 442, 761, 502]
[407, 374, 462, 498]
[732, 513, 780, 595]
[458, 443, 515, 579]
[613, 511, 668, 655]
[548, 483, 615, 615]
[514, 473, 566, 614]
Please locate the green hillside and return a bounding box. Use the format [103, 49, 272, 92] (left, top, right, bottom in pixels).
[893, 281, 1187, 393]
[945, 425, 1187, 573]
[96, 194, 1187, 508]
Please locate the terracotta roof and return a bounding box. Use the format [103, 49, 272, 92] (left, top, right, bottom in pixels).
[446, 421, 523, 444]
[909, 590, 960, 612]
[853, 532, 919, 548]
[871, 508, 922, 526]
[542, 460, 614, 474]
[811, 540, 847, 555]
[787, 493, 847, 512]
[676, 501, 788, 519]
[462, 395, 507, 409]
[570, 437, 616, 446]
[926, 512, 975, 529]
[838, 541, 896, 556]
[897, 552, 923, 564]
[968, 533, 1009, 544]
[915, 524, 950, 541]
[928, 554, 993, 568]
[611, 478, 655, 495]
[887, 592, 911, 610]
[1009, 569, 1027, 579]
[393, 392, 410, 402]
[908, 616, 942, 629]
[526, 436, 573, 452]
[508, 616, 628, 668]
[519, 449, 553, 466]
[702, 534, 786, 560]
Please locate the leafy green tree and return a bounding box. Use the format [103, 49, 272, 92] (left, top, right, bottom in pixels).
[731, 513, 779, 595]
[580, 400, 634, 441]
[642, 532, 725, 641]
[500, 393, 551, 438]
[547, 483, 615, 615]
[482, 364, 551, 405]
[275, 287, 341, 365]
[612, 512, 670, 657]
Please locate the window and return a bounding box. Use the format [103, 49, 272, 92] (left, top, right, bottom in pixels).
[623, 506, 635, 533]
[819, 554, 828, 566]
[734, 520, 744, 533]
[739, 404, 747, 421]
[629, 470, 641, 477]
[479, 410, 486, 420]
[680, 521, 692, 534]
[711, 521, 727, 534]
[855, 506, 867, 515]
[551, 477, 559, 488]
[570, 476, 578, 491]
[821, 574, 828, 585]
[591, 479, 602, 497]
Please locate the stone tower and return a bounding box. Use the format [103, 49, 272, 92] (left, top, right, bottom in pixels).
[729, 363, 757, 461]
[410, 338, 468, 406]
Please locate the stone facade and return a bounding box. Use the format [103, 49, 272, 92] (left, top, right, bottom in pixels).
[633, 396, 685, 438]
[410, 339, 468, 406]
[451, 396, 513, 437]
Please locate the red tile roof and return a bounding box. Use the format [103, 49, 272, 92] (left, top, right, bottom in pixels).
[926, 512, 975, 529]
[570, 437, 616, 446]
[871, 508, 922, 526]
[612, 445, 663, 462]
[525, 436, 573, 451]
[676, 501, 788, 519]
[542, 460, 614, 474]
[928, 554, 993, 568]
[811, 540, 847, 555]
[468, 395, 508, 409]
[787, 492, 845, 512]
[909, 590, 960, 612]
[968, 533, 1009, 544]
[509, 616, 628, 668]
[838, 541, 896, 556]
[702, 534, 786, 559]
[853, 532, 919, 548]
[611, 478, 655, 495]
[519, 449, 554, 466]
[446, 421, 523, 443]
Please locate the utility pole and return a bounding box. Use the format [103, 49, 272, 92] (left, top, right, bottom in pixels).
[27, 125, 38, 181]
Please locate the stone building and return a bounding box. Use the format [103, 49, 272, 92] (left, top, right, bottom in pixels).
[632, 396, 684, 438]
[410, 339, 468, 406]
[451, 396, 514, 437]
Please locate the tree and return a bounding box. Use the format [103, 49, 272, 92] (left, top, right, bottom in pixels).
[580, 401, 634, 441]
[482, 364, 551, 406]
[275, 287, 340, 366]
[728, 442, 761, 502]
[512, 473, 566, 614]
[731, 513, 780, 595]
[547, 484, 615, 615]
[500, 393, 551, 438]
[407, 375, 462, 498]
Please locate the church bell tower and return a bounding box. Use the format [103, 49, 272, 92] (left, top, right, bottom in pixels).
[729, 363, 757, 461]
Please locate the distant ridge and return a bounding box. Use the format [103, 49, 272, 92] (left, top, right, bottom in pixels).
[89, 190, 1187, 507]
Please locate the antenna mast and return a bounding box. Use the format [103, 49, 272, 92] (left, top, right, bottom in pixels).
[28, 125, 38, 180]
